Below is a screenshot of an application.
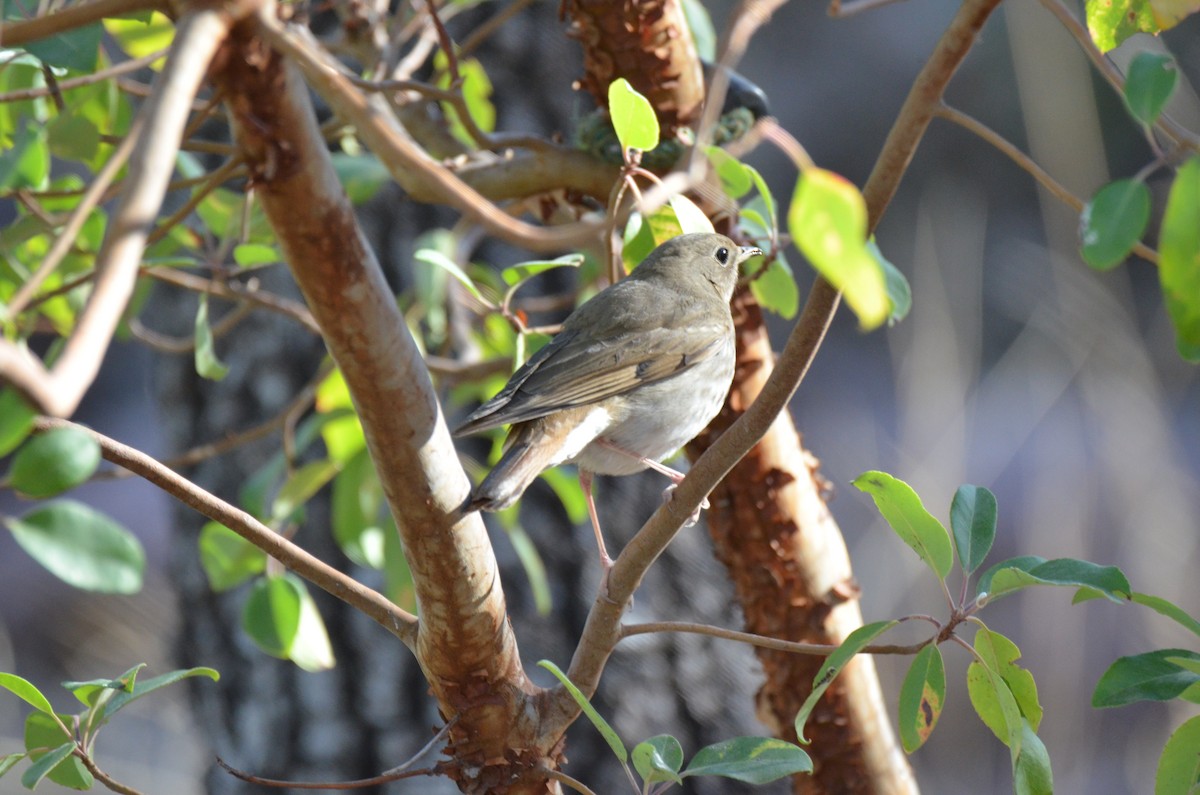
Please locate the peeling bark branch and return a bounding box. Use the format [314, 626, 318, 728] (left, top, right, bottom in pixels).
[0, 8, 234, 416]
[214, 23, 560, 791]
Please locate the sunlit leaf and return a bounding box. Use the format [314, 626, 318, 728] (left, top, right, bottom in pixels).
[852, 471, 953, 580]
[608, 78, 660, 153]
[0, 673, 53, 715]
[749, 255, 799, 319]
[1158, 157, 1200, 361]
[194, 294, 230, 380]
[1156, 715, 1200, 795]
[789, 168, 888, 329]
[1085, 0, 1158, 52]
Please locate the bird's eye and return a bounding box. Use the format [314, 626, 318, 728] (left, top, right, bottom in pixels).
[715, 247, 730, 264]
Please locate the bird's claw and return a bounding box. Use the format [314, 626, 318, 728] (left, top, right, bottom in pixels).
[662, 484, 708, 527]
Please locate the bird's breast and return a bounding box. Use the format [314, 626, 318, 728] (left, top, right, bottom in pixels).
[571, 339, 735, 476]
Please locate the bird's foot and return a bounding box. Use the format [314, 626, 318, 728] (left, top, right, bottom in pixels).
[662, 483, 708, 527]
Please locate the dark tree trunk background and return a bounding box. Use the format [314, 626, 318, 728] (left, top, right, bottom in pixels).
[150, 4, 778, 792]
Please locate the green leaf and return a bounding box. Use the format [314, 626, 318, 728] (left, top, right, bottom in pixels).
[415, 248, 488, 305]
[23, 23, 101, 72]
[243, 575, 333, 671]
[270, 458, 340, 525]
[632, 735, 683, 786]
[623, 205, 685, 273]
[1085, 0, 1159, 52]
[194, 294, 230, 380]
[1131, 592, 1200, 638]
[47, 113, 99, 163]
[0, 389, 36, 457]
[503, 522, 551, 616]
[242, 575, 301, 658]
[683, 737, 812, 783]
[669, 194, 715, 234]
[681, 0, 717, 60]
[1157, 715, 1200, 795]
[746, 166, 778, 238]
[314, 370, 366, 463]
[6, 500, 144, 593]
[705, 146, 753, 199]
[1159, 156, 1200, 361]
[0, 753, 24, 777]
[794, 620, 897, 743]
[285, 581, 335, 672]
[949, 484, 997, 575]
[898, 644, 945, 753]
[1080, 179, 1151, 270]
[198, 522, 266, 591]
[789, 168, 888, 329]
[750, 255, 800, 319]
[103, 12, 174, 66]
[0, 673, 54, 715]
[20, 742, 77, 790]
[93, 666, 218, 725]
[537, 660, 627, 763]
[62, 663, 142, 708]
[538, 467, 588, 525]
[852, 471, 953, 580]
[974, 629, 1042, 732]
[23, 713, 90, 790]
[1013, 720, 1054, 795]
[1093, 649, 1200, 707]
[331, 450, 388, 569]
[8, 426, 100, 498]
[980, 556, 1131, 603]
[500, 254, 584, 287]
[966, 649, 1023, 750]
[873, 240, 911, 324]
[608, 78, 660, 153]
[0, 118, 49, 191]
[232, 243, 279, 267]
[331, 152, 390, 205]
[1124, 52, 1179, 125]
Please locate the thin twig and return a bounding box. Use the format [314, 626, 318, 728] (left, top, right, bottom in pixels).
[75, 751, 144, 795]
[1037, 0, 1199, 155]
[828, 0, 908, 17]
[0, 0, 164, 47]
[143, 267, 322, 333]
[255, 16, 607, 252]
[33, 417, 420, 647]
[215, 756, 438, 789]
[935, 103, 1159, 264]
[620, 621, 932, 656]
[0, 50, 166, 102]
[541, 767, 599, 795]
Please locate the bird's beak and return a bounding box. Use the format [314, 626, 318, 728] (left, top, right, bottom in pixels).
[738, 246, 764, 264]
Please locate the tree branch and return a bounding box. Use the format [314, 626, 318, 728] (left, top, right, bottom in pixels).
[0, 0, 165, 47]
[33, 417, 419, 647]
[255, 16, 613, 251]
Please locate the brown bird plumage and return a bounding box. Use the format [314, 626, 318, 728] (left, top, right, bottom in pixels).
[455, 232, 762, 567]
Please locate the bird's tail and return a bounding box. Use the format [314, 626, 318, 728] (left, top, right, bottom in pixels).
[463, 434, 545, 513]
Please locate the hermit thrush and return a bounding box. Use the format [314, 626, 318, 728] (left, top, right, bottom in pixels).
[455, 233, 762, 569]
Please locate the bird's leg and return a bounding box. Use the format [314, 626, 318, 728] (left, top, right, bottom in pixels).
[593, 439, 709, 525]
[578, 468, 614, 574]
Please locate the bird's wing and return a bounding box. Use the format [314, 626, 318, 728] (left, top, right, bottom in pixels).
[454, 283, 728, 435]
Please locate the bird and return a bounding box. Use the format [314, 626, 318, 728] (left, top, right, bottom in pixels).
[454, 232, 763, 572]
